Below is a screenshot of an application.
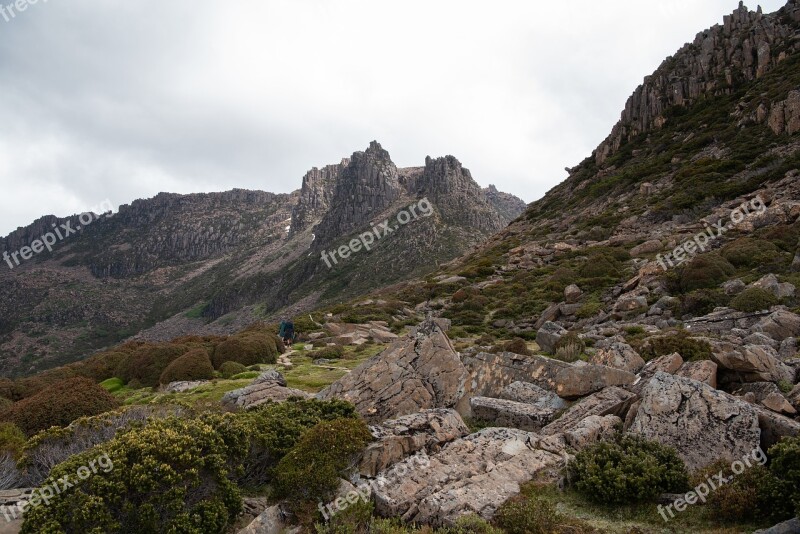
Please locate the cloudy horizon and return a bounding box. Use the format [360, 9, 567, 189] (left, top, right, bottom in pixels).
[0, 0, 787, 236]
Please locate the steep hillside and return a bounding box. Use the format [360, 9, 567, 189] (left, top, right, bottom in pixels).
[0, 143, 524, 377]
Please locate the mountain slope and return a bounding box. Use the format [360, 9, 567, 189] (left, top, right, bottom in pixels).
[0, 143, 524, 377]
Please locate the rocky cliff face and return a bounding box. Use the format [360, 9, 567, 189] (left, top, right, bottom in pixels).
[289, 160, 349, 236]
[596, 0, 800, 164]
[483, 184, 528, 223]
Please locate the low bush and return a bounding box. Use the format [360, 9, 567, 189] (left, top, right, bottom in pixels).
[219, 361, 248, 379]
[0, 422, 26, 458]
[309, 345, 346, 360]
[21, 414, 250, 534]
[567, 434, 688, 504]
[679, 289, 730, 316]
[635, 333, 712, 362]
[494, 493, 591, 534]
[722, 238, 783, 269]
[730, 287, 779, 313]
[239, 398, 360, 486]
[493, 338, 531, 356]
[677, 253, 735, 292]
[159, 348, 215, 385]
[99, 377, 124, 393]
[0, 397, 11, 411]
[1, 377, 120, 436]
[273, 417, 372, 504]
[768, 435, 800, 518]
[211, 332, 279, 369]
[231, 371, 260, 380]
[114, 343, 188, 388]
[693, 460, 777, 523]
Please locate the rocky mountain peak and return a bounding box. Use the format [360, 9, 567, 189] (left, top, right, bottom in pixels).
[595, 0, 800, 165]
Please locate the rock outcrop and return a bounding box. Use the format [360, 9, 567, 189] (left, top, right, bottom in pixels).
[221, 372, 310, 410]
[629, 372, 761, 470]
[317, 319, 467, 423]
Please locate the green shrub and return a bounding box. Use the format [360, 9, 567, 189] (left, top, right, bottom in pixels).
[567, 434, 688, 504]
[159, 348, 215, 385]
[576, 301, 602, 319]
[212, 332, 279, 369]
[494, 494, 590, 534]
[273, 417, 372, 504]
[21, 414, 250, 534]
[219, 361, 248, 379]
[677, 253, 735, 292]
[239, 399, 360, 486]
[635, 333, 712, 362]
[310, 345, 346, 360]
[768, 435, 800, 518]
[730, 287, 779, 313]
[114, 343, 188, 388]
[1, 377, 120, 436]
[494, 338, 531, 356]
[0, 378, 15, 401]
[679, 289, 730, 316]
[0, 422, 26, 458]
[0, 397, 11, 412]
[722, 238, 783, 269]
[694, 460, 777, 523]
[99, 377, 124, 393]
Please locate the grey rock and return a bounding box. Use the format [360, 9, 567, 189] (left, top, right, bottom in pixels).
[711, 342, 795, 383]
[554, 364, 636, 399]
[542, 386, 637, 435]
[564, 284, 582, 304]
[499, 381, 569, 411]
[753, 517, 800, 534]
[470, 397, 557, 431]
[629, 372, 760, 470]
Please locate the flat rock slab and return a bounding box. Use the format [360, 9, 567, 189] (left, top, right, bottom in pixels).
[629, 371, 761, 470]
[318, 319, 467, 423]
[499, 381, 569, 411]
[372, 428, 563, 526]
[711, 342, 794, 384]
[555, 364, 636, 399]
[221, 380, 310, 410]
[542, 386, 636, 435]
[470, 397, 556, 431]
[359, 409, 470, 477]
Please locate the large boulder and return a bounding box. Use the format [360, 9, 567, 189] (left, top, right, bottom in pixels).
[542, 386, 636, 435]
[558, 414, 622, 451]
[710, 342, 795, 384]
[752, 309, 800, 341]
[629, 372, 761, 470]
[459, 352, 572, 414]
[499, 381, 569, 411]
[554, 364, 636, 399]
[317, 319, 467, 423]
[675, 360, 717, 388]
[469, 397, 557, 431]
[359, 409, 469, 477]
[589, 341, 646, 373]
[372, 428, 564, 526]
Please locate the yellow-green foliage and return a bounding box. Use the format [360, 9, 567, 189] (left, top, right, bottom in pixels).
[21, 414, 250, 534]
[495, 494, 593, 534]
[567, 435, 688, 504]
[0, 422, 26, 459]
[219, 361, 248, 379]
[634, 333, 712, 362]
[273, 417, 372, 504]
[159, 348, 215, 385]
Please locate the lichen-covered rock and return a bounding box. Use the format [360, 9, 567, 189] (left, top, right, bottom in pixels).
[751, 403, 800, 451]
[554, 364, 636, 399]
[469, 397, 557, 431]
[317, 319, 467, 423]
[221, 378, 310, 411]
[359, 409, 469, 477]
[752, 309, 800, 341]
[372, 428, 564, 526]
[629, 372, 761, 470]
[536, 322, 566, 354]
[560, 414, 622, 450]
[590, 341, 646, 373]
[499, 381, 569, 411]
[675, 360, 718, 388]
[542, 386, 636, 435]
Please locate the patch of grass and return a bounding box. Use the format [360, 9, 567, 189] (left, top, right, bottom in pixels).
[99, 377, 124, 393]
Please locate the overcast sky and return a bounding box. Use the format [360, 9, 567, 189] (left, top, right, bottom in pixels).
[0, 0, 787, 236]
